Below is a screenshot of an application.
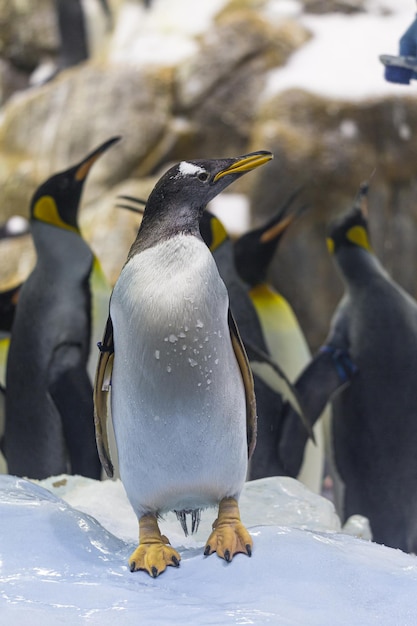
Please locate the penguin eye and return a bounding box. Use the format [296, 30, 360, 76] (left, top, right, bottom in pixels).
[197, 171, 209, 182]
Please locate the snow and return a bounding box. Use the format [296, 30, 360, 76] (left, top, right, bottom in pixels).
[1, 474, 416, 625]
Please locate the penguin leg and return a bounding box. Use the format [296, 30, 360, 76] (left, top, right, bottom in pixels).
[129, 514, 181, 577]
[204, 497, 252, 562]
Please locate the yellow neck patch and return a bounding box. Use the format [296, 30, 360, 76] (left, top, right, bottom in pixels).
[33, 196, 79, 233]
[209, 217, 228, 252]
[327, 226, 372, 254]
[346, 225, 372, 251]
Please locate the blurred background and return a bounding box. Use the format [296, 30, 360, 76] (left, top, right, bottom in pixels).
[0, 0, 415, 352]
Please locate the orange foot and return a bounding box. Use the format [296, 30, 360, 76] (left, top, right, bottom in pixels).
[129, 514, 181, 578]
[204, 497, 253, 562]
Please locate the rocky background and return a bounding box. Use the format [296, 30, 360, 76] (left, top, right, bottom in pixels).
[0, 0, 416, 351]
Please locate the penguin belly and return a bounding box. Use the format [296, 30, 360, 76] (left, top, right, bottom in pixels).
[110, 236, 248, 518]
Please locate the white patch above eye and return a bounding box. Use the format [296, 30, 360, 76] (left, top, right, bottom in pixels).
[177, 161, 205, 177]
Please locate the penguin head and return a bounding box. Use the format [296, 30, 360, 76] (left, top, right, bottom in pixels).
[234, 189, 306, 287]
[199, 210, 229, 252]
[30, 136, 120, 233]
[326, 183, 372, 255]
[144, 151, 273, 223]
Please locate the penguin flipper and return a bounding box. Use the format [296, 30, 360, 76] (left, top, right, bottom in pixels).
[228, 310, 257, 458]
[93, 315, 115, 477]
[244, 339, 314, 443]
[48, 343, 101, 478]
[279, 344, 357, 477]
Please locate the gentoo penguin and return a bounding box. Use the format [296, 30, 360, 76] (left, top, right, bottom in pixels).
[5, 136, 119, 480]
[115, 198, 313, 480]
[232, 197, 325, 493]
[94, 151, 273, 577]
[281, 186, 417, 553]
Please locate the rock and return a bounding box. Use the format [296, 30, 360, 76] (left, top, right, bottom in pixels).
[0, 0, 57, 72]
[174, 8, 310, 157]
[301, 0, 367, 14]
[0, 62, 174, 210]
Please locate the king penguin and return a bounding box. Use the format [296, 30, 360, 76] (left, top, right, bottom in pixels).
[0, 217, 30, 475]
[232, 196, 325, 493]
[94, 151, 273, 577]
[281, 184, 417, 552]
[5, 136, 119, 480]
[199, 210, 313, 481]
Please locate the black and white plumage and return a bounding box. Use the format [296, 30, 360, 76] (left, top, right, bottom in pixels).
[94, 152, 272, 577]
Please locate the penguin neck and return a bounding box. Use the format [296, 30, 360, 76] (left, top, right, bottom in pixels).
[31, 220, 93, 275]
[128, 200, 203, 257]
[335, 246, 387, 290]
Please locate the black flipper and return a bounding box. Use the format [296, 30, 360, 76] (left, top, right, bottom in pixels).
[48, 343, 101, 479]
[278, 296, 357, 478]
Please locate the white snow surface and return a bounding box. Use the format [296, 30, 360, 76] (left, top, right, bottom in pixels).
[1, 474, 417, 625]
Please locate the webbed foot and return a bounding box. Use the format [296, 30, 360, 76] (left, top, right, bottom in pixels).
[204, 497, 252, 562]
[129, 514, 181, 577]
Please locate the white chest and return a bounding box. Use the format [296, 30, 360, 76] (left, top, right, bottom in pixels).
[109, 235, 248, 514]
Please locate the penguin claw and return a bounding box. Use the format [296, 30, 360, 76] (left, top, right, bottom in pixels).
[204, 498, 253, 563]
[128, 543, 181, 577]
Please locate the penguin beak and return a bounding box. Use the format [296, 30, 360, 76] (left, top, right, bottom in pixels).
[213, 151, 273, 182]
[75, 136, 121, 182]
[260, 213, 295, 244]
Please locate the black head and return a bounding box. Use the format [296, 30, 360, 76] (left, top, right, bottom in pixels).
[146, 152, 272, 221]
[30, 136, 120, 232]
[327, 183, 372, 255]
[234, 188, 307, 286]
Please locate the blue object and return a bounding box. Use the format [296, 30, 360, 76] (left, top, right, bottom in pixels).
[385, 65, 412, 84]
[385, 15, 417, 84]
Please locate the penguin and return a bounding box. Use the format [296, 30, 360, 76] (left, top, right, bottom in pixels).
[281, 184, 417, 553]
[199, 210, 313, 479]
[0, 217, 30, 474]
[5, 136, 119, 480]
[0, 282, 22, 475]
[55, 0, 112, 70]
[116, 197, 313, 480]
[232, 195, 325, 493]
[94, 151, 273, 577]
[31, 1, 112, 85]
